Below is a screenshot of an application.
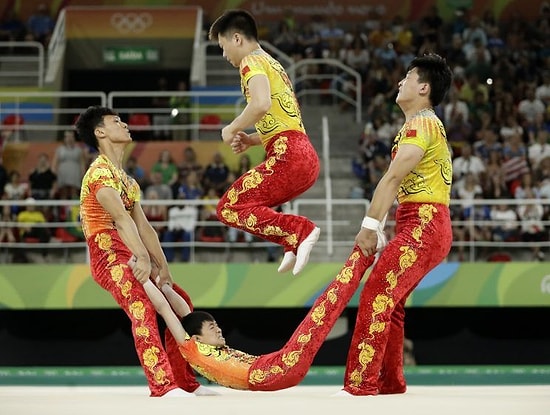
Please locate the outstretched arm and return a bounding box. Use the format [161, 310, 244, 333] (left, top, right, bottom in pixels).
[161, 283, 192, 318]
[142, 280, 187, 344]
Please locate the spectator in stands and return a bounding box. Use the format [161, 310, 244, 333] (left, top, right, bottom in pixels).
[490, 201, 519, 242]
[4, 170, 28, 214]
[480, 150, 507, 199]
[145, 171, 173, 201]
[0, 204, 17, 244]
[234, 153, 252, 176]
[452, 143, 486, 187]
[444, 86, 469, 126]
[514, 172, 541, 199]
[445, 106, 473, 157]
[124, 155, 147, 188]
[535, 71, 550, 106]
[28, 153, 57, 200]
[295, 21, 322, 58]
[474, 126, 502, 162]
[518, 85, 546, 129]
[419, 5, 444, 47]
[363, 154, 390, 201]
[177, 146, 203, 181]
[334, 36, 370, 109]
[26, 3, 55, 46]
[0, 9, 27, 42]
[494, 91, 519, 125]
[198, 186, 224, 242]
[453, 173, 491, 261]
[502, 132, 530, 194]
[271, 19, 298, 58]
[499, 114, 524, 142]
[162, 193, 199, 262]
[446, 33, 468, 71]
[52, 129, 85, 198]
[468, 90, 493, 132]
[142, 189, 167, 238]
[318, 17, 345, 58]
[17, 197, 50, 244]
[517, 188, 547, 260]
[173, 170, 203, 201]
[464, 39, 492, 82]
[201, 152, 229, 196]
[459, 73, 489, 105]
[536, 157, 550, 202]
[151, 149, 178, 186]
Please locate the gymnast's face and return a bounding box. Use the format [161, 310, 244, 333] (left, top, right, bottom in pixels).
[195, 319, 226, 347]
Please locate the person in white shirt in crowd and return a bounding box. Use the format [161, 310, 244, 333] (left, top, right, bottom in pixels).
[535, 71, 550, 106]
[452, 142, 486, 187]
[516, 188, 547, 260]
[490, 201, 519, 242]
[162, 194, 199, 262]
[499, 114, 524, 142]
[528, 129, 550, 169]
[444, 86, 469, 126]
[518, 85, 546, 128]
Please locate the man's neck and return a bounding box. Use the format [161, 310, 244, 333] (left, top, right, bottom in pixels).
[402, 103, 433, 122]
[100, 145, 125, 170]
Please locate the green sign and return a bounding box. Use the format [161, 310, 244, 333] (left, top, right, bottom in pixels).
[0, 262, 549, 309]
[103, 46, 159, 64]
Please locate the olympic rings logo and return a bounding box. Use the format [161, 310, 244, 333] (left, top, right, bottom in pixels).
[110, 12, 153, 34]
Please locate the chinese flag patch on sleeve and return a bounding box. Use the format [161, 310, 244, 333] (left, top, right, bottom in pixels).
[406, 129, 417, 138]
[241, 65, 250, 76]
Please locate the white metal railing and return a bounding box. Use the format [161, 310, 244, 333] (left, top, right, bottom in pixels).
[0, 41, 44, 87]
[0, 198, 548, 263]
[0, 91, 107, 142]
[45, 8, 66, 84]
[287, 58, 362, 123]
[107, 90, 245, 141]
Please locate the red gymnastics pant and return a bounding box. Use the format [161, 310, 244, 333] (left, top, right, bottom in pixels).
[343, 203, 452, 396]
[247, 246, 375, 391]
[217, 130, 320, 253]
[87, 230, 199, 396]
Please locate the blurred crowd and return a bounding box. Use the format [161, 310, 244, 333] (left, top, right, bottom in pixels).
[262, 4, 550, 260]
[1, 3, 550, 261]
[0, 3, 55, 47]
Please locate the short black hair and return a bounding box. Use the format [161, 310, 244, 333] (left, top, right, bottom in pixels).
[407, 53, 452, 107]
[208, 9, 258, 41]
[74, 105, 117, 151]
[181, 311, 216, 336]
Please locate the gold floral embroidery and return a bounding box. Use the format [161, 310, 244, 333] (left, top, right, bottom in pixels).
[349, 205, 437, 388]
[219, 136, 298, 246]
[95, 233, 112, 250]
[253, 249, 363, 385]
[282, 350, 301, 367]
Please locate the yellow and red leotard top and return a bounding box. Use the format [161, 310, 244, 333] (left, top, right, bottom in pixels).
[80, 154, 141, 239]
[240, 49, 306, 148]
[391, 109, 452, 206]
[178, 338, 259, 390]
